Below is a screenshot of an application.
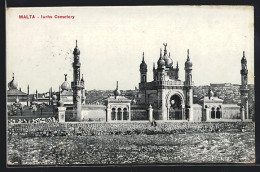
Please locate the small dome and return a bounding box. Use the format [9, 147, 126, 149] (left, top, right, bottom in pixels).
[164, 53, 173, 67]
[208, 89, 214, 99]
[113, 81, 120, 98]
[8, 73, 18, 90]
[73, 40, 80, 56]
[140, 61, 147, 72]
[185, 60, 192, 68]
[52, 95, 57, 100]
[140, 52, 147, 72]
[61, 74, 71, 90]
[157, 51, 165, 68]
[8, 79, 18, 90]
[157, 48, 166, 68]
[61, 81, 70, 90]
[57, 100, 64, 107]
[185, 49, 192, 68]
[114, 89, 120, 97]
[241, 51, 247, 64]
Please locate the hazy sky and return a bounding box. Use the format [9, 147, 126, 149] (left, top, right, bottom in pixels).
[6, 6, 254, 93]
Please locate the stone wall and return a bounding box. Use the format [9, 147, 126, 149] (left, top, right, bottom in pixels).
[193, 104, 202, 122]
[222, 106, 240, 119]
[81, 105, 106, 122]
[130, 109, 148, 120]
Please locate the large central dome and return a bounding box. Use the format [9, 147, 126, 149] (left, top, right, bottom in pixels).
[162, 43, 173, 68]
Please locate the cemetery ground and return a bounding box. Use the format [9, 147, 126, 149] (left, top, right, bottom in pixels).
[8, 122, 255, 165]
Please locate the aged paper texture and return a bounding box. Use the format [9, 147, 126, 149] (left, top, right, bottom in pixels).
[6, 6, 254, 165]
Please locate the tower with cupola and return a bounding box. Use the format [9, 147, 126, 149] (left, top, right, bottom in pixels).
[184, 49, 193, 121]
[140, 52, 147, 83]
[240, 51, 249, 121]
[71, 40, 84, 121]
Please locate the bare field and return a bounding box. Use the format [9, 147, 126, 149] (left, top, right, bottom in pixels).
[8, 131, 255, 165]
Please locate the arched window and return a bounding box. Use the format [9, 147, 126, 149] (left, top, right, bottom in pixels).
[216, 107, 221, 119]
[111, 108, 116, 120]
[123, 108, 128, 120]
[211, 107, 215, 119]
[117, 108, 122, 120]
[143, 75, 146, 82]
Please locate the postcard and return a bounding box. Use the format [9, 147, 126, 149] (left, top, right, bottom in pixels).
[6, 6, 255, 165]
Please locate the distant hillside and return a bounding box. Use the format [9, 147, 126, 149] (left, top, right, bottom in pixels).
[85, 83, 255, 116]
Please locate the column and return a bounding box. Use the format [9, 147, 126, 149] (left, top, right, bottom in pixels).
[148, 104, 153, 122]
[245, 100, 249, 119]
[205, 108, 210, 121]
[188, 108, 193, 121]
[115, 109, 118, 121]
[182, 108, 185, 120]
[121, 110, 123, 121]
[106, 107, 111, 122]
[57, 107, 67, 123]
[161, 90, 167, 121]
[128, 106, 131, 121]
[240, 106, 245, 121]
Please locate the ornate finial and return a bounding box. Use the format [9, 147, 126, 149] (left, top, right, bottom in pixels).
[163, 43, 167, 50]
[243, 51, 245, 57]
[12, 73, 14, 80]
[163, 43, 167, 55]
[160, 48, 162, 57]
[76, 40, 78, 47]
[116, 81, 118, 89]
[177, 61, 179, 68]
[153, 62, 155, 69]
[64, 74, 67, 81]
[142, 52, 144, 62]
[187, 49, 190, 61]
[169, 52, 170, 57]
[28, 84, 29, 89]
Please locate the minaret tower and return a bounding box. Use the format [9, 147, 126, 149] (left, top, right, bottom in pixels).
[140, 52, 147, 83]
[71, 40, 84, 121]
[184, 49, 193, 121]
[240, 51, 249, 121]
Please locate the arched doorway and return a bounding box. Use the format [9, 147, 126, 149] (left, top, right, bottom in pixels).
[169, 95, 183, 120]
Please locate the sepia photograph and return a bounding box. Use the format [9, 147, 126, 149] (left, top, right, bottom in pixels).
[6, 6, 255, 165]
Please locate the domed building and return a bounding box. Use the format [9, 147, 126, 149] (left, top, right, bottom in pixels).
[7, 73, 29, 106]
[105, 81, 131, 122]
[59, 74, 73, 106]
[138, 44, 193, 121]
